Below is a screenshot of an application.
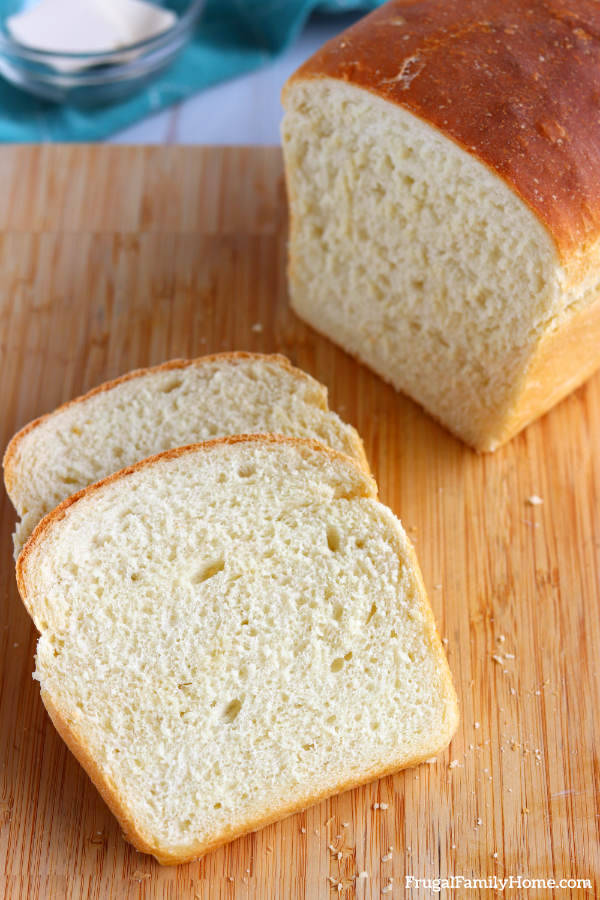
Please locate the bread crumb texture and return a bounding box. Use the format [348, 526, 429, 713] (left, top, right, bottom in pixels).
[4, 354, 366, 553]
[19, 438, 457, 862]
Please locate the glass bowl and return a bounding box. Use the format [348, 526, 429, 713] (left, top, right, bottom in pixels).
[0, 0, 205, 106]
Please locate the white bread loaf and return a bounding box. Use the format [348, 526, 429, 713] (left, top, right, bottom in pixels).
[3, 352, 367, 553]
[17, 436, 458, 864]
[281, 0, 600, 451]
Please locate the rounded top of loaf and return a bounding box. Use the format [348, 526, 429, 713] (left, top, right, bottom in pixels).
[285, 0, 600, 266]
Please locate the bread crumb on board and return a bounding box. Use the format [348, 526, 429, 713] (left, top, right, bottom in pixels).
[526, 494, 543, 505]
[130, 871, 151, 882]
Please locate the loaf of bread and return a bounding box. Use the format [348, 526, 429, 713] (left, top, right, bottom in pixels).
[3, 352, 367, 553]
[17, 435, 458, 864]
[281, 0, 600, 451]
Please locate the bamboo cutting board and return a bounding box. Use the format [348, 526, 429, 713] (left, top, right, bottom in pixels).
[0, 146, 598, 899]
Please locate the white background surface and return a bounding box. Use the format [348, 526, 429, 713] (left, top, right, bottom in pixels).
[109, 14, 359, 144]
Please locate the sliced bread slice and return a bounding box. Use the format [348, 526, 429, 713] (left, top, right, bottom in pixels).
[17, 435, 458, 865]
[3, 352, 367, 554]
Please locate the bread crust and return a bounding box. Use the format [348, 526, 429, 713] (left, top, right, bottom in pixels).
[285, 0, 600, 269]
[2, 352, 328, 490]
[477, 290, 600, 450]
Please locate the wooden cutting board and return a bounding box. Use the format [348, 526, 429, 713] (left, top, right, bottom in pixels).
[0, 146, 598, 899]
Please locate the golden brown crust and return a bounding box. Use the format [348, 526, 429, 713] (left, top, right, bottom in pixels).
[475, 290, 600, 450]
[16, 433, 377, 606]
[286, 0, 600, 264]
[2, 352, 318, 489]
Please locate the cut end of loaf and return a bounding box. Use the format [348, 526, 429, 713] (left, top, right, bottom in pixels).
[282, 76, 600, 450]
[18, 436, 457, 863]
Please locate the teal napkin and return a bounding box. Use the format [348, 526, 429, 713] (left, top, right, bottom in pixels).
[0, 1, 382, 141]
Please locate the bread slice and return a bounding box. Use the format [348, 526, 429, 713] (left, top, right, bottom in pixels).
[17, 435, 458, 865]
[281, 2, 600, 451]
[3, 352, 367, 554]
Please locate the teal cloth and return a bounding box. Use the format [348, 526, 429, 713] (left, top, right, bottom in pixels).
[0, 1, 382, 141]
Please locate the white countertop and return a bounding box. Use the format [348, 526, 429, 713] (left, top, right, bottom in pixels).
[109, 14, 359, 145]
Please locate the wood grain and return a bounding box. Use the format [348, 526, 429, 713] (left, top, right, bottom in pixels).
[0, 145, 598, 898]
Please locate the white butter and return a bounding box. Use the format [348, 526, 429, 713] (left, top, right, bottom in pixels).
[102, 0, 177, 46]
[7, 0, 122, 55]
[7, 0, 176, 67]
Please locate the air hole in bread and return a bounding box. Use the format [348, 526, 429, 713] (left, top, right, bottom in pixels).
[160, 379, 182, 394]
[193, 559, 225, 584]
[238, 464, 256, 478]
[332, 603, 343, 621]
[223, 699, 242, 723]
[331, 657, 345, 673]
[62, 476, 78, 486]
[390, 629, 398, 639]
[326, 525, 340, 552]
[366, 602, 377, 624]
[70, 426, 82, 436]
